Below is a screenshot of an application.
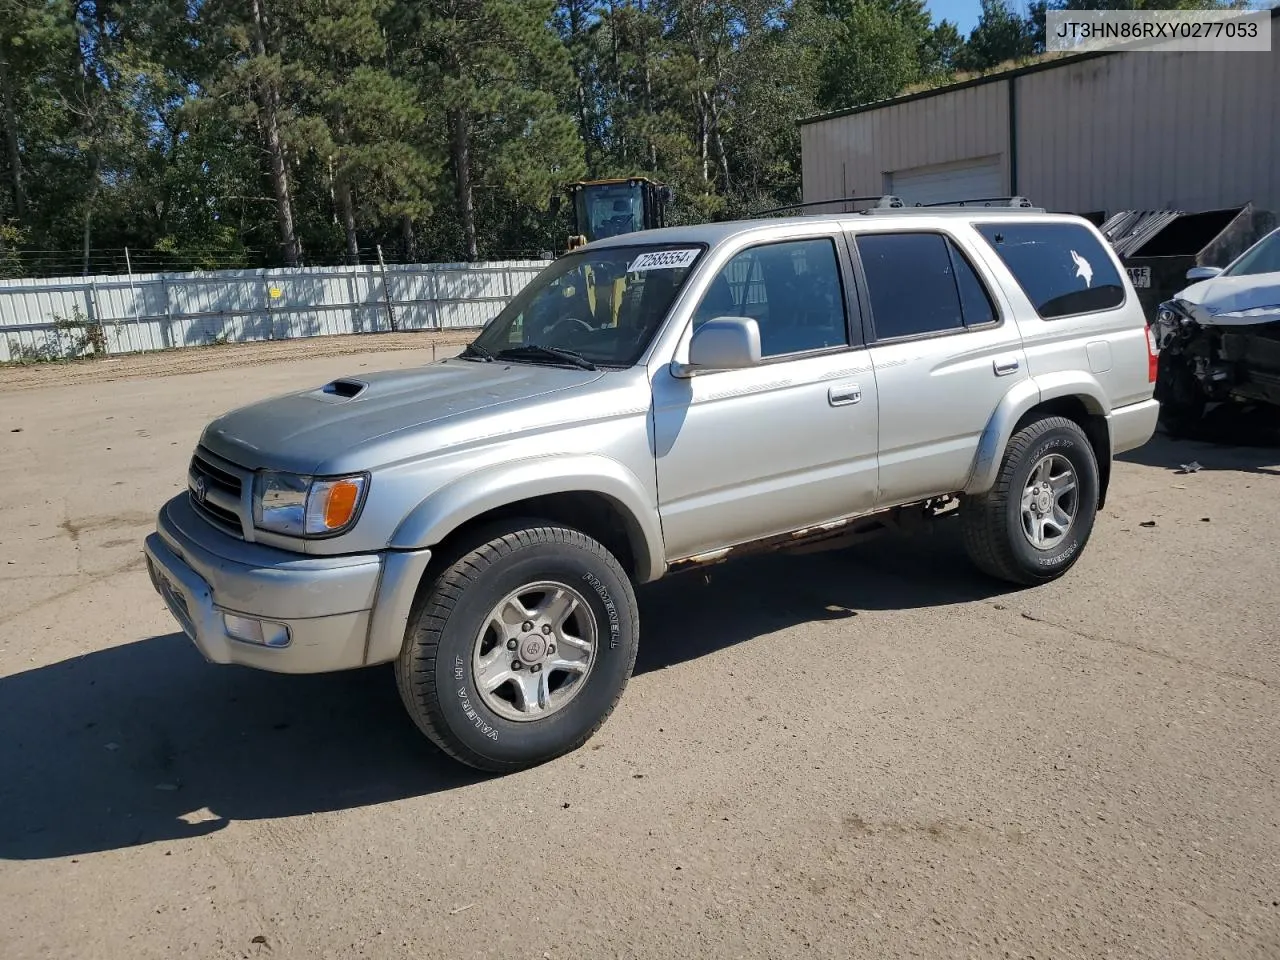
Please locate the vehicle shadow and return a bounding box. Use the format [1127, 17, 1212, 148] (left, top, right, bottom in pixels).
[0, 639, 477, 861]
[0, 526, 1008, 862]
[635, 522, 1009, 674]
[1119, 420, 1280, 475]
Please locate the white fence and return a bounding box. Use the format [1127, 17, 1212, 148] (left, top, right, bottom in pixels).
[0, 260, 550, 362]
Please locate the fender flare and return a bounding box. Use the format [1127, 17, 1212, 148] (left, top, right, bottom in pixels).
[964, 373, 1111, 495]
[389, 453, 666, 584]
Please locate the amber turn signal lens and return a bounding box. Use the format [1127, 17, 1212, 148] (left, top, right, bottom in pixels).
[322, 479, 362, 529]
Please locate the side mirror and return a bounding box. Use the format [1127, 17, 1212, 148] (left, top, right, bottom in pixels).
[679, 317, 762, 374]
[1186, 265, 1223, 281]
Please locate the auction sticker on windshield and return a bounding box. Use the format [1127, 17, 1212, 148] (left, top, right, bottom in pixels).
[628, 249, 700, 272]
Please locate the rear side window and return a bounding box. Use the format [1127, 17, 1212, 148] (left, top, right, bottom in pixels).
[855, 232, 996, 340]
[975, 222, 1125, 319]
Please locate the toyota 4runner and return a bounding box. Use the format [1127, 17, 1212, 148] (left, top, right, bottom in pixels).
[145, 204, 1160, 771]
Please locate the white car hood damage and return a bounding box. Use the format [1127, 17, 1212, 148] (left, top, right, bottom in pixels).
[1174, 273, 1280, 327]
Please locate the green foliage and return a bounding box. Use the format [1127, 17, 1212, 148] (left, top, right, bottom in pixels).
[5, 306, 105, 363]
[957, 0, 1037, 71]
[0, 0, 1103, 268]
[0, 222, 23, 278]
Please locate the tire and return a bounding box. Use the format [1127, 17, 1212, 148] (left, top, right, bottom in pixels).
[962, 416, 1100, 586]
[395, 520, 639, 772]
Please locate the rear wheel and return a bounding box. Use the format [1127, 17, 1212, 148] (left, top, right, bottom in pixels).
[395, 520, 639, 772]
[962, 417, 1100, 585]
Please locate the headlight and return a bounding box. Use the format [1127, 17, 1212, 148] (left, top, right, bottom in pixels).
[253, 472, 368, 537]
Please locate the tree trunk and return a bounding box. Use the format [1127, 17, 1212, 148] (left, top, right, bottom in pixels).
[451, 108, 477, 262]
[250, 0, 300, 267]
[334, 176, 359, 263]
[608, 0, 625, 166]
[400, 215, 416, 262]
[642, 52, 657, 170]
[567, 2, 593, 170]
[697, 94, 709, 184]
[706, 91, 730, 189]
[81, 155, 100, 276]
[0, 51, 27, 221]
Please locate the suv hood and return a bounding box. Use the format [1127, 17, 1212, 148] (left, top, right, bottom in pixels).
[201, 359, 604, 474]
[1174, 273, 1280, 327]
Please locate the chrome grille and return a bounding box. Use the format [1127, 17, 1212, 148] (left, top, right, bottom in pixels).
[189, 446, 249, 538]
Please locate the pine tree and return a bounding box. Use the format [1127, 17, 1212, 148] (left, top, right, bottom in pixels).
[956, 0, 1036, 72]
[404, 0, 585, 261]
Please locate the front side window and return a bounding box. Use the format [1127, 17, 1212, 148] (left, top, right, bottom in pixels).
[975, 221, 1125, 319]
[856, 232, 996, 340]
[691, 238, 848, 357]
[1223, 229, 1280, 277]
[469, 245, 703, 368]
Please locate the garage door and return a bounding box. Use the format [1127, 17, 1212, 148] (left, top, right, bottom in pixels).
[887, 156, 1004, 206]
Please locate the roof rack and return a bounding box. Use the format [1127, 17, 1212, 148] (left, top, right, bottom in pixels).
[749, 195, 869, 217]
[861, 195, 1044, 214]
[749, 194, 1045, 219]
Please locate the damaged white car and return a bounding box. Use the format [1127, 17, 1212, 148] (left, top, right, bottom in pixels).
[1151, 226, 1280, 430]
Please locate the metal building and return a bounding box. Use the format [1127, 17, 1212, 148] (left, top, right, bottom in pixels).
[799, 13, 1280, 217]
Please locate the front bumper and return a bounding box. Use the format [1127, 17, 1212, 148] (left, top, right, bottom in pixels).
[144, 495, 431, 674]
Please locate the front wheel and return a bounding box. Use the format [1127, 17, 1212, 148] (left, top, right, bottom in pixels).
[395, 520, 639, 772]
[962, 416, 1100, 586]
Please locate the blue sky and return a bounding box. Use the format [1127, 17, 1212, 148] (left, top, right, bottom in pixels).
[927, 0, 983, 35]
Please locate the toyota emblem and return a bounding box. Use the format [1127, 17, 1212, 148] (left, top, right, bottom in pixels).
[192, 476, 208, 503]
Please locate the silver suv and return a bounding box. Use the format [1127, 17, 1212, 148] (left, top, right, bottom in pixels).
[145, 205, 1159, 771]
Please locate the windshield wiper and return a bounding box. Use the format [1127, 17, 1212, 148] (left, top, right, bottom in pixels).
[495, 343, 597, 371]
[459, 342, 495, 362]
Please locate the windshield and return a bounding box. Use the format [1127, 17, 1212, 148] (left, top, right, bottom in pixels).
[575, 183, 645, 242]
[1224, 230, 1280, 278]
[468, 244, 704, 368]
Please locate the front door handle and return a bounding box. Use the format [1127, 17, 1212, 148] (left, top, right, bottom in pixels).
[829, 382, 862, 406]
[993, 356, 1020, 376]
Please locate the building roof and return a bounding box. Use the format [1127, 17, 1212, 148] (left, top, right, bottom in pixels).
[797, 6, 1280, 128]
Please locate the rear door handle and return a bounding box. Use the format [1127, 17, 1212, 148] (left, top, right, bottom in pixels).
[993, 356, 1020, 376]
[828, 382, 862, 406]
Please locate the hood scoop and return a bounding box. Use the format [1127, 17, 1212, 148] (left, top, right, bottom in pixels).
[312, 378, 369, 403]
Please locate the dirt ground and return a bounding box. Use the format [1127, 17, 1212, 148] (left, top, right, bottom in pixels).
[1, 346, 1279, 960]
[0, 331, 476, 394]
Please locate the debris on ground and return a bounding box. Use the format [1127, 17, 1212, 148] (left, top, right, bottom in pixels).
[1177, 461, 1203, 474]
[1140, 520, 1158, 527]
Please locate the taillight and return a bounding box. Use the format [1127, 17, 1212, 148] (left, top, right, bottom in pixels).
[1145, 324, 1159, 383]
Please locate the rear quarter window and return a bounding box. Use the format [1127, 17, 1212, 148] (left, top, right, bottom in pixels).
[975, 222, 1125, 319]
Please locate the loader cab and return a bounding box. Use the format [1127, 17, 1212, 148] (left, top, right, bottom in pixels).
[559, 178, 674, 251]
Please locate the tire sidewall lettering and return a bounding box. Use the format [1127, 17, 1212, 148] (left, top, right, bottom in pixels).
[429, 538, 637, 764]
[1008, 424, 1098, 577]
[581, 572, 621, 648]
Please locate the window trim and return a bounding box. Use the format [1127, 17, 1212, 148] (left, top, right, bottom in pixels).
[972, 220, 1129, 321]
[848, 228, 1007, 346]
[684, 234, 863, 366]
